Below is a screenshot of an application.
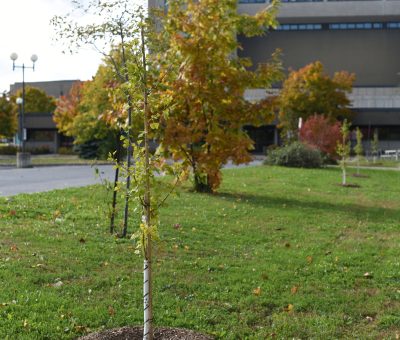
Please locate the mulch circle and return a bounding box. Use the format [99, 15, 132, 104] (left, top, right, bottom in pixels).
[352, 173, 369, 178]
[337, 183, 361, 188]
[79, 326, 214, 340]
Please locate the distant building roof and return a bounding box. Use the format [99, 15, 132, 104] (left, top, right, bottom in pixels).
[10, 80, 80, 98]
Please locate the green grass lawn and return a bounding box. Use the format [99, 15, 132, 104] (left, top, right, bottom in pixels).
[0, 166, 399, 339]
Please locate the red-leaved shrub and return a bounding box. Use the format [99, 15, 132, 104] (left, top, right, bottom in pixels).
[299, 114, 342, 158]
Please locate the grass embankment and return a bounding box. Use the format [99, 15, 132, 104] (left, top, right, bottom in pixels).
[0, 155, 112, 166]
[0, 166, 399, 339]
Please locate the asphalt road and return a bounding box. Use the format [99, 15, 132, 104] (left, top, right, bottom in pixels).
[0, 160, 264, 197]
[0, 165, 115, 197]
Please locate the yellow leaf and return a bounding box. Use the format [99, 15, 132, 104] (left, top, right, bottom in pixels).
[253, 287, 261, 296]
[285, 304, 294, 312]
[150, 122, 159, 130]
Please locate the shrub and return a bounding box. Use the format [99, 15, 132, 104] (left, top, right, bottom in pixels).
[0, 145, 18, 155]
[58, 146, 76, 155]
[74, 140, 101, 159]
[299, 114, 342, 159]
[27, 146, 52, 155]
[265, 142, 323, 168]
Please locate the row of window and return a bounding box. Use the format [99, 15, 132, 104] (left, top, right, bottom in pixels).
[275, 22, 400, 31]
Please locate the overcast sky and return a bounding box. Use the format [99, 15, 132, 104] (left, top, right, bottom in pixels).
[0, 0, 112, 94]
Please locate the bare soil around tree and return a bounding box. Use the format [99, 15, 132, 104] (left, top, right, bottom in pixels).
[79, 326, 214, 340]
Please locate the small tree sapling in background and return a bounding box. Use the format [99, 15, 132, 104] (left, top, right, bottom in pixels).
[336, 119, 351, 185]
[371, 129, 379, 164]
[52, 0, 144, 236]
[354, 127, 363, 175]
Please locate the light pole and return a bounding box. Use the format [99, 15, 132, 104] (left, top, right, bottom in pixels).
[15, 97, 23, 148]
[10, 52, 38, 168]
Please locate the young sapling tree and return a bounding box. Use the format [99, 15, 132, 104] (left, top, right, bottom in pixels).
[371, 129, 379, 164]
[354, 127, 363, 175]
[52, 0, 142, 236]
[336, 119, 351, 185]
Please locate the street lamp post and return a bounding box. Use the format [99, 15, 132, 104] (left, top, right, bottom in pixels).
[15, 97, 23, 148]
[10, 53, 38, 168]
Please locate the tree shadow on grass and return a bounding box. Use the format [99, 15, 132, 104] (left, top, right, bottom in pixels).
[215, 190, 400, 224]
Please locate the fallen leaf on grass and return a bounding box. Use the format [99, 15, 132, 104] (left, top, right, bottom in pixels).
[284, 304, 294, 312]
[10, 245, 18, 252]
[306, 256, 313, 264]
[253, 287, 261, 296]
[32, 263, 45, 268]
[291, 286, 298, 295]
[53, 210, 61, 219]
[363, 272, 373, 279]
[108, 306, 115, 316]
[9, 210, 16, 217]
[51, 281, 64, 288]
[75, 325, 88, 333]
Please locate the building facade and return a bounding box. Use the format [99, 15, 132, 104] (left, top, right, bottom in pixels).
[9, 80, 78, 153]
[238, 0, 400, 152]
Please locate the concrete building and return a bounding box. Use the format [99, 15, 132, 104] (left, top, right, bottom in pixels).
[238, 0, 400, 152]
[9, 80, 78, 153]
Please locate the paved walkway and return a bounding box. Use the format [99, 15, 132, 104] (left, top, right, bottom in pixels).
[0, 165, 115, 197]
[0, 160, 264, 197]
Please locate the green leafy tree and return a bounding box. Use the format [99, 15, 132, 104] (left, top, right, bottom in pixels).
[12, 87, 56, 113]
[158, 0, 283, 192]
[0, 94, 17, 138]
[279, 61, 355, 142]
[336, 119, 351, 185]
[114, 10, 185, 338]
[354, 127, 363, 174]
[53, 0, 151, 236]
[54, 2, 184, 338]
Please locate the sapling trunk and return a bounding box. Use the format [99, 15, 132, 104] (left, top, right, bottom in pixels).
[110, 131, 122, 234]
[342, 159, 346, 185]
[141, 23, 153, 340]
[121, 33, 132, 238]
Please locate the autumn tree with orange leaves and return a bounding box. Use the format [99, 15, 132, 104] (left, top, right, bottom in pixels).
[279, 61, 355, 142]
[54, 63, 127, 159]
[157, 0, 283, 193]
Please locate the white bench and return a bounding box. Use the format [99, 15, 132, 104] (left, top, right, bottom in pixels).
[381, 150, 400, 160]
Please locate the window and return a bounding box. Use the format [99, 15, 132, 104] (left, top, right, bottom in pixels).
[387, 22, 400, 29]
[329, 22, 383, 30]
[276, 23, 322, 31]
[27, 129, 55, 142]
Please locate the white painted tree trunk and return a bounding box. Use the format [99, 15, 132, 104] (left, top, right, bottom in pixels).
[141, 22, 153, 340]
[342, 158, 346, 186]
[143, 258, 152, 339]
